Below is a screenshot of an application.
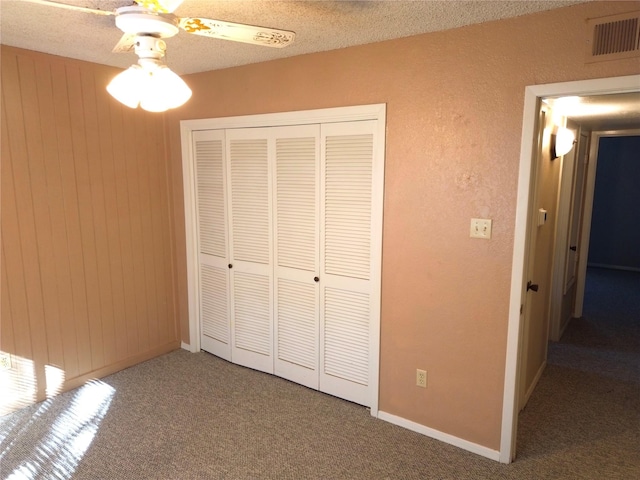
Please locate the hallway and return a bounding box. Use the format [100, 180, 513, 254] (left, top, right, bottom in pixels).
[515, 267, 640, 476]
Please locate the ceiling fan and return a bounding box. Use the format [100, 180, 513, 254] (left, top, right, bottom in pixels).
[21, 0, 296, 51]
[20, 0, 296, 112]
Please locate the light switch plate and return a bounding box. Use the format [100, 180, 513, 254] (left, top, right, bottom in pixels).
[538, 208, 548, 226]
[470, 218, 492, 239]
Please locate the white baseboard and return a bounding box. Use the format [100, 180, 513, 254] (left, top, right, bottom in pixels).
[377, 411, 501, 462]
[181, 342, 198, 352]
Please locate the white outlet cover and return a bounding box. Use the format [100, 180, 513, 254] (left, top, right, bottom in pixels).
[470, 218, 492, 239]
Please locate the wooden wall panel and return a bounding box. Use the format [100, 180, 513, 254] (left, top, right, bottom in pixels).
[0, 46, 180, 415]
[32, 59, 66, 372]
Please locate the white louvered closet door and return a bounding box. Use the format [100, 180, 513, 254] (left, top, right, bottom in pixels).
[272, 125, 321, 389]
[319, 120, 380, 407]
[226, 128, 274, 374]
[193, 130, 231, 361]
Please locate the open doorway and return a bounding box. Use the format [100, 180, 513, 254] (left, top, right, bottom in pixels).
[500, 75, 640, 463]
[516, 130, 640, 468]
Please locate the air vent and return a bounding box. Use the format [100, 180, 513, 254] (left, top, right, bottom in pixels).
[586, 11, 640, 63]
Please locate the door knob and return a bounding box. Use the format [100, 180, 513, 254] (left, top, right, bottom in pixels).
[569, 246, 577, 251]
[527, 281, 539, 292]
[228, 264, 233, 269]
[314, 276, 319, 282]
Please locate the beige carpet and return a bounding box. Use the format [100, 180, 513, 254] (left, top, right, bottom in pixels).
[1, 268, 638, 479]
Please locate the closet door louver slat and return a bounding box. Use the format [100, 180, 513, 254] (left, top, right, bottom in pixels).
[229, 139, 270, 265]
[196, 139, 226, 258]
[277, 279, 317, 369]
[233, 271, 271, 356]
[323, 287, 369, 385]
[200, 264, 229, 343]
[324, 133, 373, 280]
[276, 136, 317, 271]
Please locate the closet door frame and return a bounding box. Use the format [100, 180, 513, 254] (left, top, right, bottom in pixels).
[181, 104, 385, 415]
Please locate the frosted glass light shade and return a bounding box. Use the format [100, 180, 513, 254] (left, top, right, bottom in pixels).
[107, 63, 192, 112]
[551, 127, 575, 159]
[106, 65, 146, 109]
[140, 66, 192, 112]
[556, 127, 575, 156]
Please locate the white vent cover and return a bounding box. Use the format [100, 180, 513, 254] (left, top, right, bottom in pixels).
[586, 11, 640, 63]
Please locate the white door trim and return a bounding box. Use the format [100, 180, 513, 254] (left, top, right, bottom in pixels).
[181, 104, 386, 415]
[500, 75, 640, 463]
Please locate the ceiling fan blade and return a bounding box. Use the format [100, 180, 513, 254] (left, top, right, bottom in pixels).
[19, 0, 114, 15]
[135, 0, 184, 14]
[112, 33, 137, 53]
[178, 18, 295, 48]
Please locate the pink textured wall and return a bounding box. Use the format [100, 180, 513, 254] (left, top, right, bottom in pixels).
[168, 2, 640, 449]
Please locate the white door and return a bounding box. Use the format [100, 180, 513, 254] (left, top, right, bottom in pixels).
[193, 130, 231, 360]
[562, 131, 589, 317]
[226, 128, 274, 374]
[518, 108, 547, 411]
[273, 125, 321, 389]
[319, 120, 381, 406]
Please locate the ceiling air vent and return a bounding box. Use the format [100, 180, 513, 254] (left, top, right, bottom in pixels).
[586, 11, 640, 63]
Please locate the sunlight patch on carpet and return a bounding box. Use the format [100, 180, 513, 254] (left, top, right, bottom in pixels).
[1, 380, 115, 480]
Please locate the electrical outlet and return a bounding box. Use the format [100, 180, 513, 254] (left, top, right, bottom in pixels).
[0, 352, 12, 370]
[416, 369, 427, 388]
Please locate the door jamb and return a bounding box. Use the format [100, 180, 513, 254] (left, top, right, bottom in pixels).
[500, 75, 640, 464]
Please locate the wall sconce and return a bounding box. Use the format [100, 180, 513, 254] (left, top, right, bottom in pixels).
[107, 36, 192, 112]
[550, 126, 575, 159]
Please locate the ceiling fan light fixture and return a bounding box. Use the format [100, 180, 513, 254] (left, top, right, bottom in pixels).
[106, 64, 146, 109]
[140, 65, 192, 112]
[107, 61, 192, 112]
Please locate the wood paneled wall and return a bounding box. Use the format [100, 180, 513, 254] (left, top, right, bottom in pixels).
[1, 46, 179, 415]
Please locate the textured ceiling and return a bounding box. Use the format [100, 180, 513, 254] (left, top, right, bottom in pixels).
[1, 0, 586, 74]
[2, 1, 637, 129]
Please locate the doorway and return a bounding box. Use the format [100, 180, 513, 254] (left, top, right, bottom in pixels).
[500, 74, 640, 463]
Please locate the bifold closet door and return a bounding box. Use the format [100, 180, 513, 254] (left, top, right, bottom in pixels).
[192, 117, 382, 409]
[272, 125, 321, 389]
[319, 120, 379, 407]
[226, 128, 274, 374]
[193, 130, 231, 361]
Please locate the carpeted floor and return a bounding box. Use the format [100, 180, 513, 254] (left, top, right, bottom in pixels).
[1, 267, 638, 479]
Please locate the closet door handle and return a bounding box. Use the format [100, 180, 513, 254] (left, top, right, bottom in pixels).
[569, 246, 577, 251]
[527, 281, 539, 292]
[314, 276, 319, 283]
[228, 264, 233, 269]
